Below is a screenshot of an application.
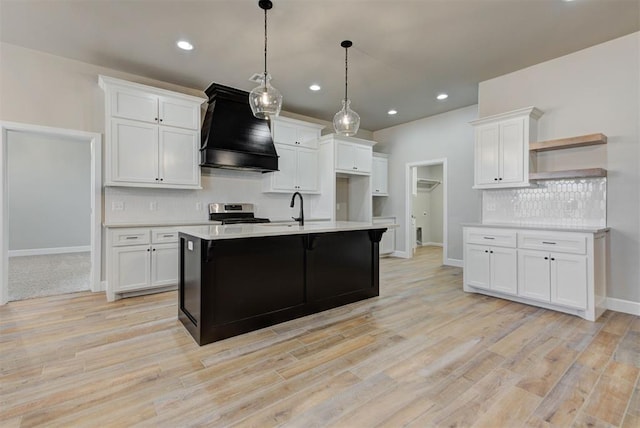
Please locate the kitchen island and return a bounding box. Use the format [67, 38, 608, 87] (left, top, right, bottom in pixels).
[178, 222, 387, 345]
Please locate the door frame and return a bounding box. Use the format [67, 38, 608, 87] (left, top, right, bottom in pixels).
[404, 158, 448, 265]
[0, 121, 102, 304]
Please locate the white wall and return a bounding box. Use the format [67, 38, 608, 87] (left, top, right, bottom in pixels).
[373, 105, 481, 261]
[478, 32, 639, 303]
[7, 131, 90, 250]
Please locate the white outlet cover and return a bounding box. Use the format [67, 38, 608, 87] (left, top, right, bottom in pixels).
[150, 201, 157, 211]
[195, 201, 203, 211]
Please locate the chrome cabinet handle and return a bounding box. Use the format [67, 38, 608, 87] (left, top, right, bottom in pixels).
[483, 237, 495, 240]
[542, 241, 556, 245]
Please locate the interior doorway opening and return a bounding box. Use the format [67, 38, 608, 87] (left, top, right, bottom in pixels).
[405, 159, 447, 265]
[1, 122, 102, 304]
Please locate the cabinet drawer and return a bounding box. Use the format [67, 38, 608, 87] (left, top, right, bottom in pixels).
[465, 228, 516, 248]
[518, 232, 586, 254]
[152, 228, 179, 243]
[112, 228, 151, 246]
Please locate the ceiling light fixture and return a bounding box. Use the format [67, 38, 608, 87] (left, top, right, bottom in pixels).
[177, 40, 194, 51]
[249, 0, 282, 120]
[437, 93, 449, 100]
[388, 109, 398, 115]
[309, 84, 321, 91]
[333, 40, 360, 136]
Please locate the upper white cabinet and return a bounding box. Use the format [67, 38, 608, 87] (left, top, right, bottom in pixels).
[99, 75, 206, 189]
[263, 117, 324, 193]
[372, 153, 389, 196]
[271, 116, 323, 149]
[335, 140, 372, 175]
[470, 106, 543, 189]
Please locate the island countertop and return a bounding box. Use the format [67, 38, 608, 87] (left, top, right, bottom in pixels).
[179, 221, 395, 241]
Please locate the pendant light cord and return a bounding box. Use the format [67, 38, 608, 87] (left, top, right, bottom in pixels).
[344, 46, 348, 102]
[264, 7, 268, 78]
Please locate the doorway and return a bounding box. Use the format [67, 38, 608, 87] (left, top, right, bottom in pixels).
[0, 122, 102, 304]
[405, 159, 447, 265]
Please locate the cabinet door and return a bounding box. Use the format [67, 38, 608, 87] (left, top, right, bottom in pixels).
[296, 127, 320, 149]
[372, 156, 388, 195]
[380, 228, 394, 254]
[296, 147, 319, 192]
[551, 253, 587, 309]
[272, 120, 298, 146]
[112, 245, 151, 292]
[110, 88, 158, 123]
[499, 118, 525, 184]
[271, 144, 297, 190]
[159, 127, 199, 185]
[475, 123, 500, 186]
[111, 119, 159, 183]
[518, 249, 551, 302]
[159, 97, 200, 130]
[465, 244, 491, 290]
[335, 141, 355, 171]
[151, 243, 179, 288]
[490, 247, 517, 295]
[353, 145, 372, 173]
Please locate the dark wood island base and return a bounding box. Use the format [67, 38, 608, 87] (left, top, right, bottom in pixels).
[178, 229, 386, 345]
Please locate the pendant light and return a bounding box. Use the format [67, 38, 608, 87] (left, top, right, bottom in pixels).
[249, 0, 282, 119]
[333, 40, 360, 136]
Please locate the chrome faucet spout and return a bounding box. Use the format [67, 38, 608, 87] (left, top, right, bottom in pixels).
[290, 191, 304, 226]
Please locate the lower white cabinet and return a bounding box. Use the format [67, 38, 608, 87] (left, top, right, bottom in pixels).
[518, 250, 587, 309]
[107, 227, 179, 301]
[465, 244, 517, 295]
[464, 226, 607, 321]
[373, 217, 395, 255]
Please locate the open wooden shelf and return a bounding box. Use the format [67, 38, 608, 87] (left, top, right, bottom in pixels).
[529, 168, 607, 181]
[530, 133, 607, 152]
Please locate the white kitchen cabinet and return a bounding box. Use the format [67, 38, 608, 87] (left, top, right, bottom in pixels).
[373, 217, 395, 255]
[519, 249, 587, 309]
[470, 106, 543, 189]
[107, 227, 180, 301]
[336, 140, 372, 175]
[271, 116, 323, 149]
[465, 243, 517, 296]
[372, 153, 388, 196]
[264, 144, 319, 193]
[464, 226, 607, 321]
[263, 117, 324, 194]
[99, 75, 206, 189]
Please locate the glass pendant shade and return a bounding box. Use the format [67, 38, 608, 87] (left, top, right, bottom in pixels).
[333, 99, 360, 136]
[249, 73, 282, 119]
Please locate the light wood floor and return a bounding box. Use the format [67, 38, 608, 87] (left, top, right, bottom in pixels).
[1, 246, 638, 427]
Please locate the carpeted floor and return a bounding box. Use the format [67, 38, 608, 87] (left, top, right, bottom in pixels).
[8, 252, 91, 301]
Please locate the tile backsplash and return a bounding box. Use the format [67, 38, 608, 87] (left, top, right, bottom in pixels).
[482, 178, 607, 227]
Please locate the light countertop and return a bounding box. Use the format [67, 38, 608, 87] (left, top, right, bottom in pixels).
[179, 221, 396, 241]
[104, 220, 222, 228]
[462, 223, 609, 234]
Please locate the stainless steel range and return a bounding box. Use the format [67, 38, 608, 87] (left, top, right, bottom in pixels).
[208, 203, 270, 225]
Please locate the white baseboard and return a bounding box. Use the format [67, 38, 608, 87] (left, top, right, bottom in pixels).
[392, 250, 409, 259]
[445, 258, 463, 268]
[99, 281, 107, 292]
[9, 245, 91, 257]
[606, 297, 640, 316]
[422, 242, 443, 247]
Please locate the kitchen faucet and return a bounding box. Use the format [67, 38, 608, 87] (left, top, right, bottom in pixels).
[290, 191, 304, 226]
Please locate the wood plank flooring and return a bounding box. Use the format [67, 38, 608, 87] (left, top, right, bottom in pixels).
[1, 246, 638, 427]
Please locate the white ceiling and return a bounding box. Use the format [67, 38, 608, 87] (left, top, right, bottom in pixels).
[1, 0, 638, 131]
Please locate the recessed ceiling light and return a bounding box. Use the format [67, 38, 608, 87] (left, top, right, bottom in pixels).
[387, 109, 398, 115]
[309, 84, 321, 91]
[177, 40, 194, 51]
[437, 93, 449, 101]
